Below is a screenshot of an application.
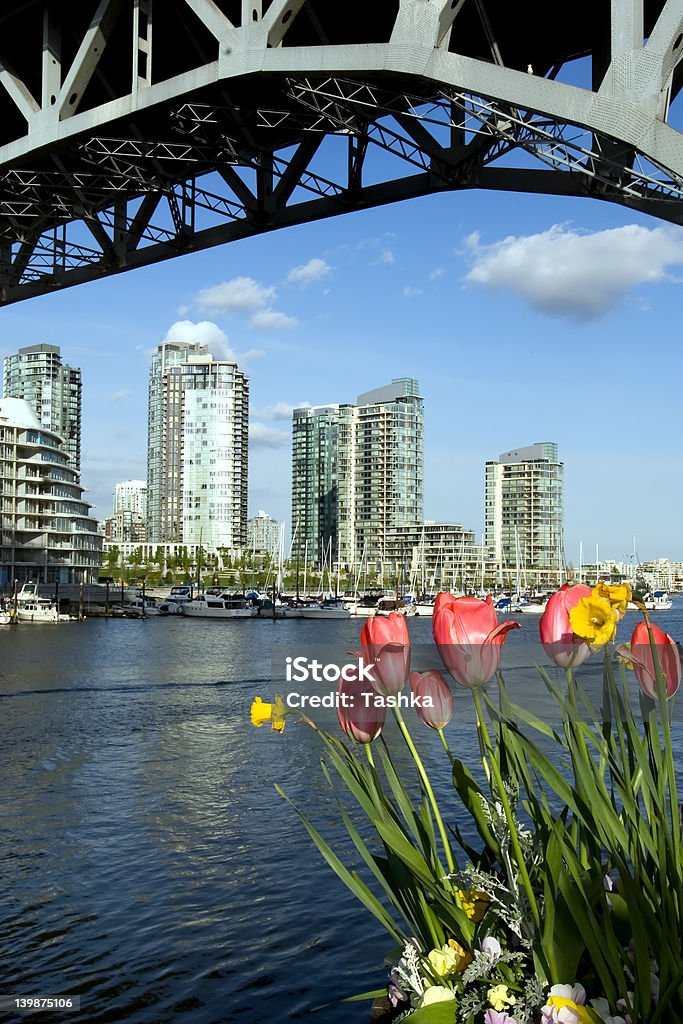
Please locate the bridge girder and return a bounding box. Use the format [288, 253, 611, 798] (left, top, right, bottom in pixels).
[2, 0, 683, 305]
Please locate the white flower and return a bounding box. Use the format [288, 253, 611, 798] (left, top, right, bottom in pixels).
[550, 984, 586, 1005]
[479, 936, 502, 957]
[591, 997, 627, 1024]
[541, 984, 588, 1024]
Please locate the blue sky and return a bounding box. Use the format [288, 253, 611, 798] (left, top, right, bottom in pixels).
[1, 176, 682, 563]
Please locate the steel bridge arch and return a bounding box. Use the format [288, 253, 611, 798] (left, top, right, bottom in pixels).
[2, 0, 683, 305]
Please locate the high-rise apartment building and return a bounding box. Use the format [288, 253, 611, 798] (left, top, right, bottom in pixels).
[3, 344, 82, 475]
[292, 378, 424, 569]
[0, 397, 101, 585]
[247, 510, 281, 557]
[113, 479, 147, 519]
[484, 442, 564, 578]
[147, 341, 249, 549]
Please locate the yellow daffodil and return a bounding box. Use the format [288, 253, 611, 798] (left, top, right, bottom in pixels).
[426, 939, 470, 977]
[458, 886, 490, 922]
[593, 582, 632, 619]
[487, 984, 516, 1012]
[569, 594, 618, 646]
[250, 695, 287, 732]
[251, 696, 272, 727]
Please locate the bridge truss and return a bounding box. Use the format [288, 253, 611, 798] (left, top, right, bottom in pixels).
[2, 0, 683, 304]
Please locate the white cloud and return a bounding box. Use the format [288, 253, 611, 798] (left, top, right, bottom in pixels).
[249, 423, 290, 448]
[239, 347, 266, 363]
[379, 249, 395, 265]
[196, 276, 276, 313]
[250, 309, 298, 330]
[162, 319, 233, 359]
[463, 223, 683, 321]
[429, 267, 445, 280]
[252, 400, 310, 420]
[110, 388, 132, 403]
[403, 285, 423, 298]
[160, 320, 263, 365]
[287, 257, 332, 286]
[176, 304, 189, 316]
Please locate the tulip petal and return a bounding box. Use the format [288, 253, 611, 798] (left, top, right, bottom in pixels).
[484, 620, 521, 645]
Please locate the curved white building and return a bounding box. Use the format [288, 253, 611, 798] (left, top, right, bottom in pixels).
[0, 398, 102, 586]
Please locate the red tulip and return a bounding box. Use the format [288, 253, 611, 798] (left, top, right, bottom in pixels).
[539, 583, 593, 669]
[360, 612, 410, 697]
[620, 621, 681, 699]
[410, 670, 453, 730]
[337, 672, 386, 743]
[432, 592, 519, 689]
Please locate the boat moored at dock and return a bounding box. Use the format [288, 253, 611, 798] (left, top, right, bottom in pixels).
[13, 583, 73, 623]
[181, 593, 258, 618]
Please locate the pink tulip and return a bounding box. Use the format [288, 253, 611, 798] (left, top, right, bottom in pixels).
[619, 621, 681, 699]
[360, 612, 410, 697]
[539, 583, 593, 669]
[409, 670, 453, 730]
[337, 672, 386, 743]
[432, 592, 519, 689]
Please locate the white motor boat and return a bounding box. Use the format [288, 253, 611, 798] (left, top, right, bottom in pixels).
[14, 584, 72, 623]
[123, 595, 161, 616]
[517, 600, 548, 614]
[628, 590, 673, 611]
[348, 603, 378, 617]
[181, 593, 258, 618]
[159, 585, 195, 614]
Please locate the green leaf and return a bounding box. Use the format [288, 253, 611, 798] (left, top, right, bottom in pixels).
[402, 997, 457, 1023]
[541, 825, 587, 983]
[451, 758, 499, 857]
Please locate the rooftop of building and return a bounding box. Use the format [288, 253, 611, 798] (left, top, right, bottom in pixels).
[495, 442, 560, 464]
[0, 396, 42, 429]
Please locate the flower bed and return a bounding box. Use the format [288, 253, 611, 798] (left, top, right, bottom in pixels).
[252, 584, 682, 1023]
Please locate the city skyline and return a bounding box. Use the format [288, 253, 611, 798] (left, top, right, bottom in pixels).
[1, 186, 682, 562]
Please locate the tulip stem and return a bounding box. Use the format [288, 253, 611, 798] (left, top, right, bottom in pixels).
[393, 705, 456, 875]
[564, 667, 578, 710]
[472, 689, 491, 786]
[472, 688, 541, 932]
[364, 742, 376, 770]
[437, 727, 454, 764]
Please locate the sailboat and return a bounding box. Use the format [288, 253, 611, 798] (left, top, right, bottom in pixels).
[300, 536, 351, 618]
[413, 527, 435, 615]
